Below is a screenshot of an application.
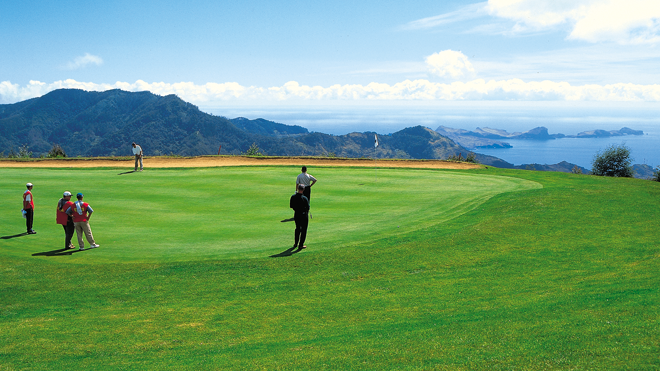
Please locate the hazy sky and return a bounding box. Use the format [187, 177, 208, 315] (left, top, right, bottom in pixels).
[2, 0, 660, 108]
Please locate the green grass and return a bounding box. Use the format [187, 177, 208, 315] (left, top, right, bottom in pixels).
[0, 167, 538, 262]
[1, 166, 658, 370]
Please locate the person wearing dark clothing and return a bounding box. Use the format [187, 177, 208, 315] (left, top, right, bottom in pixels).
[56, 191, 75, 249]
[290, 184, 310, 250]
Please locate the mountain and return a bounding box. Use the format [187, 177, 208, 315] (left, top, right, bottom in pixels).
[514, 161, 589, 173]
[573, 127, 644, 138]
[632, 164, 656, 180]
[435, 126, 512, 149]
[229, 117, 308, 137]
[0, 89, 254, 157]
[1, 89, 502, 164]
[2, 89, 609, 175]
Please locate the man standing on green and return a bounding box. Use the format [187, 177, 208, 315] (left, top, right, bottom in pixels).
[290, 184, 310, 250]
[56, 191, 75, 249]
[132, 142, 143, 171]
[296, 166, 317, 201]
[23, 182, 36, 234]
[66, 193, 100, 251]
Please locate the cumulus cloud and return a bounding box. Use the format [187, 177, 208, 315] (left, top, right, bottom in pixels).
[486, 0, 660, 44]
[426, 50, 476, 80]
[64, 53, 103, 70]
[2, 78, 660, 105]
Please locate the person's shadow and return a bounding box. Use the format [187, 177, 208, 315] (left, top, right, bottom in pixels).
[1, 232, 28, 239]
[269, 246, 304, 258]
[32, 248, 82, 257]
[118, 170, 138, 175]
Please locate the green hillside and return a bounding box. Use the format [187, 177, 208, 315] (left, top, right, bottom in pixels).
[1, 165, 658, 369]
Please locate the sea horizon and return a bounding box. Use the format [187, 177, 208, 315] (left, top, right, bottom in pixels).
[204, 102, 660, 169]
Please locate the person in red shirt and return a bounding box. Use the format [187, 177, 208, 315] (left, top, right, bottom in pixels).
[23, 182, 36, 234]
[56, 191, 75, 249]
[66, 193, 100, 251]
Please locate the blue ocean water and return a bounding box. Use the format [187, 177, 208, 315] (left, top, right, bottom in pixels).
[476, 131, 658, 168]
[206, 102, 660, 168]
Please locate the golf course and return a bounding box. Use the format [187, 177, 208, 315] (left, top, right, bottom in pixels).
[1, 158, 658, 369]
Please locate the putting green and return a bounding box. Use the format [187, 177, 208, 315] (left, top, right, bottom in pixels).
[0, 166, 540, 263]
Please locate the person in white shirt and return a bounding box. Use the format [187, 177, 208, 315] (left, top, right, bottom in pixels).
[132, 142, 143, 171]
[296, 166, 317, 202]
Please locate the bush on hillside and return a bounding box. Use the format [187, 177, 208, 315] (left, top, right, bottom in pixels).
[591, 144, 634, 178]
[447, 152, 479, 164]
[47, 144, 67, 158]
[243, 143, 263, 156]
[18, 144, 32, 159]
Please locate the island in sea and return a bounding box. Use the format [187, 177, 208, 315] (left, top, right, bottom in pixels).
[435, 126, 644, 149]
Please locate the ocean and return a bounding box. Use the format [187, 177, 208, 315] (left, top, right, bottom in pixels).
[205, 102, 660, 169]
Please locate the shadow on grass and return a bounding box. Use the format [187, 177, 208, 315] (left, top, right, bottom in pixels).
[280, 218, 295, 222]
[269, 246, 305, 258]
[32, 248, 83, 257]
[118, 170, 138, 175]
[1, 232, 29, 239]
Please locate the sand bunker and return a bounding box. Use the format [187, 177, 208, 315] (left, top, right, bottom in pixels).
[0, 156, 481, 170]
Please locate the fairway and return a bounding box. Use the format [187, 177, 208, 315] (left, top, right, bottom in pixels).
[1, 163, 659, 369]
[0, 166, 539, 262]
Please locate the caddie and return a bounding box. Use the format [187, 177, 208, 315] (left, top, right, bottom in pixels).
[23, 182, 36, 234]
[66, 193, 100, 251]
[56, 191, 75, 249]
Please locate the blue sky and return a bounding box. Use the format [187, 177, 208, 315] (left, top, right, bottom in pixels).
[2, 0, 660, 109]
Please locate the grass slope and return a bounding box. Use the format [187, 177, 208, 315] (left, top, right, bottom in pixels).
[0, 167, 537, 262]
[1, 166, 658, 370]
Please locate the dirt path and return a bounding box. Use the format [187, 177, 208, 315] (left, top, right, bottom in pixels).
[0, 156, 481, 170]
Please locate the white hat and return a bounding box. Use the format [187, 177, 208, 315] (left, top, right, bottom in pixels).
[26, 183, 33, 187]
[63, 191, 72, 197]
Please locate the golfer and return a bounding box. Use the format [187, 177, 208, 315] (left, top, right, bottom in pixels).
[23, 182, 36, 234]
[66, 193, 100, 251]
[290, 184, 310, 250]
[132, 142, 143, 171]
[56, 191, 75, 249]
[296, 166, 317, 202]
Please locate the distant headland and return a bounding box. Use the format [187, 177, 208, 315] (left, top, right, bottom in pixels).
[436, 126, 644, 149]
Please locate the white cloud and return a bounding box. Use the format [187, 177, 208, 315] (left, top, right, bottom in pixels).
[2, 78, 660, 105]
[404, 0, 660, 44]
[425, 50, 476, 80]
[64, 53, 103, 70]
[399, 2, 488, 30]
[487, 0, 660, 44]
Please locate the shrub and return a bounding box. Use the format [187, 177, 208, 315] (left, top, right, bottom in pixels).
[243, 143, 263, 156]
[571, 165, 583, 174]
[447, 152, 479, 164]
[47, 144, 67, 158]
[591, 144, 633, 177]
[18, 144, 32, 159]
